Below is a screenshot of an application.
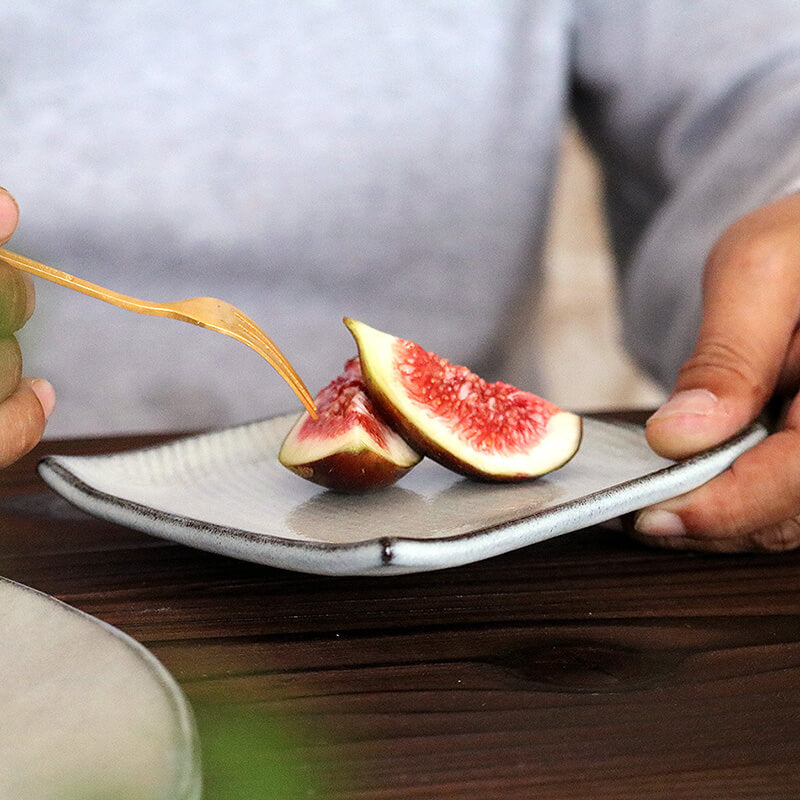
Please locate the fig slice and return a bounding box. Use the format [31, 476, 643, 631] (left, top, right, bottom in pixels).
[344, 318, 582, 481]
[278, 356, 422, 492]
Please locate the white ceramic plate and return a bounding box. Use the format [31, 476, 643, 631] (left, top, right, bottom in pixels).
[0, 577, 201, 800]
[39, 414, 767, 576]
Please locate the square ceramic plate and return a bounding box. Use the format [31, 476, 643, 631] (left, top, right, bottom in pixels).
[38, 414, 766, 576]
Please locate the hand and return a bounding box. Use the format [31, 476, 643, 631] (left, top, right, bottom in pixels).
[0, 188, 54, 468]
[633, 192, 800, 552]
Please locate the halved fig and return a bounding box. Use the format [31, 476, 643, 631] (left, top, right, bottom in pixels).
[278, 356, 422, 492]
[344, 318, 582, 481]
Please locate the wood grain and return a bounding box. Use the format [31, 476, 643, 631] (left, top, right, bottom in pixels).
[1, 426, 799, 799]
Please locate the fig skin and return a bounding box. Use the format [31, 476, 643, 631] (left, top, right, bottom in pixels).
[283, 449, 416, 493]
[344, 318, 582, 482]
[278, 357, 422, 493]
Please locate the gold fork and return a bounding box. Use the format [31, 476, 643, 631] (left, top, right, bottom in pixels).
[0, 247, 317, 417]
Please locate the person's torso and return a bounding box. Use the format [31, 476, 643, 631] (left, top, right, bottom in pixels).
[3, 0, 573, 434]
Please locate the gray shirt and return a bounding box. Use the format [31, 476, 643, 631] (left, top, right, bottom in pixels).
[3, 1, 800, 436]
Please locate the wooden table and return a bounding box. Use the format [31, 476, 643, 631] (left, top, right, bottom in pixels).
[1, 426, 800, 799]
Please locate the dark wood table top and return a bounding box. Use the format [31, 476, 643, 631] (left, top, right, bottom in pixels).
[1, 423, 800, 799]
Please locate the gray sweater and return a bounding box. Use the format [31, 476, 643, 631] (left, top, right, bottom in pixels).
[4, 1, 800, 435]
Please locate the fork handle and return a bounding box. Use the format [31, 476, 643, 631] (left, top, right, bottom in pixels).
[0, 247, 162, 315]
[0, 247, 318, 416]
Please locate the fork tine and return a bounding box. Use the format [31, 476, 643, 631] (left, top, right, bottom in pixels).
[233, 311, 292, 365]
[154, 299, 316, 415]
[236, 333, 317, 415]
[228, 318, 317, 416]
[233, 310, 308, 367]
[231, 311, 314, 393]
[232, 309, 286, 352]
[164, 300, 317, 416]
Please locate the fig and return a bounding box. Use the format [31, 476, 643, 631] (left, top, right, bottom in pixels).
[344, 318, 582, 481]
[278, 356, 422, 492]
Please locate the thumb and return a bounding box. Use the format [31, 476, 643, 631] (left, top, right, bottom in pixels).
[645, 385, 758, 461]
[646, 201, 800, 460]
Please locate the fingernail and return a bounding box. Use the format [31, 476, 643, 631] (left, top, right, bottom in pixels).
[30, 379, 55, 420]
[634, 509, 687, 537]
[647, 389, 719, 423]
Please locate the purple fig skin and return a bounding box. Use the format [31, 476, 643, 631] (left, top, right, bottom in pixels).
[344, 317, 583, 482]
[283, 449, 418, 493]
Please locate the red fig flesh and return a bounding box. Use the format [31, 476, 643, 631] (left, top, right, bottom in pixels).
[344, 318, 582, 481]
[278, 357, 422, 492]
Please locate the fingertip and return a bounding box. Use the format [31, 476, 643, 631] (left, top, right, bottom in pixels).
[630, 503, 739, 552]
[0, 378, 50, 468]
[645, 389, 750, 459]
[633, 508, 687, 537]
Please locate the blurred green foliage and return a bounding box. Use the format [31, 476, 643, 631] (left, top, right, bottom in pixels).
[194, 702, 330, 800]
